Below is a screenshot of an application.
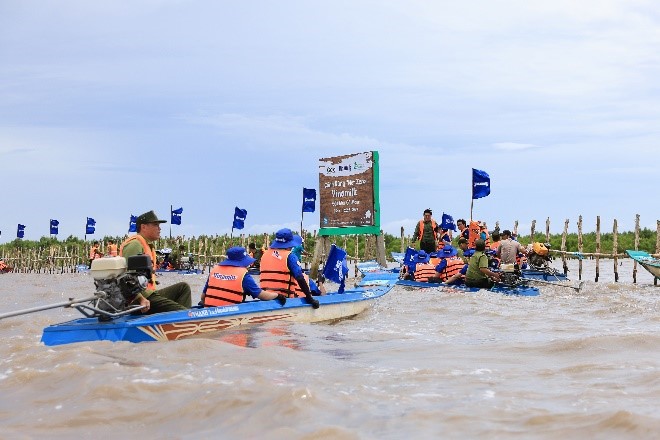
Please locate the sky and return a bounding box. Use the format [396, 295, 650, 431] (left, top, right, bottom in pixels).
[1, 0, 659, 243]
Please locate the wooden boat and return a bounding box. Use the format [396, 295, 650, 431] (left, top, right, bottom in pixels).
[40, 280, 396, 346]
[626, 250, 660, 279]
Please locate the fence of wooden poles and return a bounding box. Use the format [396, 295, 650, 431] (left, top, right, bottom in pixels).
[1, 215, 659, 284]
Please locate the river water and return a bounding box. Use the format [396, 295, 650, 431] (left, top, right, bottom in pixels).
[0, 259, 658, 439]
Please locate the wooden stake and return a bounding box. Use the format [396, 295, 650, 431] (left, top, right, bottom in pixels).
[613, 219, 619, 282]
[595, 216, 600, 282]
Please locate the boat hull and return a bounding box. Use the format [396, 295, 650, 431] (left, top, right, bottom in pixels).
[626, 250, 660, 279]
[396, 279, 539, 296]
[41, 284, 394, 346]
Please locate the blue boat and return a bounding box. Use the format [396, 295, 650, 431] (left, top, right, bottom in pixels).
[626, 250, 660, 279]
[40, 281, 396, 346]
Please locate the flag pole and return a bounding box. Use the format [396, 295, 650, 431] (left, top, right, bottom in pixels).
[170, 205, 172, 240]
[84, 218, 87, 242]
[470, 198, 474, 222]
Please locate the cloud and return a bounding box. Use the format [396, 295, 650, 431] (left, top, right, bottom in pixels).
[492, 142, 540, 151]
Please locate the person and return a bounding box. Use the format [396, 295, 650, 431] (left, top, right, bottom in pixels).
[456, 219, 470, 241]
[433, 244, 466, 283]
[259, 228, 321, 308]
[201, 246, 287, 307]
[497, 229, 527, 265]
[412, 250, 437, 282]
[291, 239, 311, 268]
[490, 231, 501, 252]
[456, 237, 470, 263]
[119, 210, 192, 314]
[412, 209, 438, 253]
[88, 241, 103, 268]
[479, 222, 491, 248]
[107, 239, 118, 257]
[465, 239, 502, 288]
[247, 242, 263, 270]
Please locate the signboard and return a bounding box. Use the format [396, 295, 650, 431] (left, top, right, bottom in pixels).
[318, 151, 381, 236]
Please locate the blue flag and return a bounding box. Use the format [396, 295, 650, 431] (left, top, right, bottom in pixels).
[50, 219, 59, 235]
[171, 207, 183, 225]
[128, 215, 137, 233]
[232, 207, 247, 230]
[86, 217, 96, 235]
[403, 246, 418, 275]
[302, 188, 316, 213]
[472, 168, 491, 199]
[17, 224, 25, 239]
[323, 244, 349, 294]
[440, 213, 457, 231]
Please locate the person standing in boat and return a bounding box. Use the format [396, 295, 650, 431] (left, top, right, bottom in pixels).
[259, 228, 321, 308]
[88, 241, 103, 268]
[412, 209, 438, 254]
[456, 219, 470, 242]
[119, 210, 192, 314]
[201, 246, 287, 307]
[497, 229, 526, 265]
[465, 239, 502, 288]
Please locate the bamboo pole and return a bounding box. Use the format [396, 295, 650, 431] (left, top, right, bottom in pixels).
[656, 220, 660, 285]
[595, 216, 601, 282]
[530, 220, 536, 244]
[577, 215, 583, 281]
[545, 217, 550, 243]
[513, 221, 518, 239]
[613, 219, 619, 282]
[400, 226, 405, 253]
[561, 219, 569, 275]
[633, 214, 640, 284]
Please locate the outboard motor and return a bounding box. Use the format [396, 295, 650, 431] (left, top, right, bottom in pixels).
[499, 263, 523, 287]
[90, 256, 153, 320]
[528, 242, 552, 270]
[179, 254, 194, 270]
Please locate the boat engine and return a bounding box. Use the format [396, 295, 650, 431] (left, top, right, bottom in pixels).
[179, 255, 195, 270]
[499, 263, 523, 287]
[528, 242, 552, 270]
[90, 256, 153, 320]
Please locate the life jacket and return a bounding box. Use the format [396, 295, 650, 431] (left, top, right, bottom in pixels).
[429, 256, 441, 266]
[467, 221, 481, 249]
[107, 244, 118, 257]
[418, 219, 438, 243]
[89, 246, 101, 260]
[414, 262, 437, 282]
[437, 256, 465, 282]
[260, 248, 307, 298]
[516, 253, 528, 270]
[119, 234, 158, 291]
[203, 265, 247, 307]
[0, 261, 6, 270]
[532, 242, 549, 256]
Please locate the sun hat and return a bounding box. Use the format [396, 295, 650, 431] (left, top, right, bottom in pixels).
[219, 246, 256, 267]
[270, 228, 303, 249]
[415, 250, 430, 263]
[136, 210, 167, 225]
[439, 245, 458, 258]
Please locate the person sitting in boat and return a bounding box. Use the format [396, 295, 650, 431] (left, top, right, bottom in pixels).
[497, 230, 527, 265]
[247, 242, 263, 271]
[456, 237, 470, 264]
[413, 209, 438, 254]
[201, 246, 287, 307]
[120, 210, 192, 314]
[433, 244, 466, 284]
[465, 239, 502, 288]
[106, 239, 118, 257]
[456, 219, 470, 241]
[412, 250, 437, 283]
[260, 228, 322, 308]
[0, 260, 12, 273]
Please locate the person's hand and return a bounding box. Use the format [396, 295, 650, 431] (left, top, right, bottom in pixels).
[306, 295, 320, 309]
[275, 294, 287, 306]
[138, 295, 150, 313]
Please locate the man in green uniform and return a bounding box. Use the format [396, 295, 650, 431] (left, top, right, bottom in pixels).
[465, 239, 502, 288]
[412, 208, 438, 253]
[120, 210, 192, 314]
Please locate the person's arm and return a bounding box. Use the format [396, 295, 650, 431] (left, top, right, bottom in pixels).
[412, 222, 421, 241]
[288, 254, 319, 308]
[478, 255, 501, 280]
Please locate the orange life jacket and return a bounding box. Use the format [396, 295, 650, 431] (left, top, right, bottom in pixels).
[260, 249, 306, 298]
[107, 244, 118, 257]
[418, 219, 438, 243]
[119, 234, 158, 291]
[437, 256, 465, 282]
[89, 246, 101, 260]
[0, 261, 6, 270]
[467, 221, 481, 249]
[414, 262, 437, 282]
[203, 265, 247, 307]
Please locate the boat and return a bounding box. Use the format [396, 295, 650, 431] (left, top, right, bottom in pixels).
[395, 279, 540, 296]
[40, 280, 396, 346]
[626, 250, 660, 279]
[356, 260, 400, 276]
